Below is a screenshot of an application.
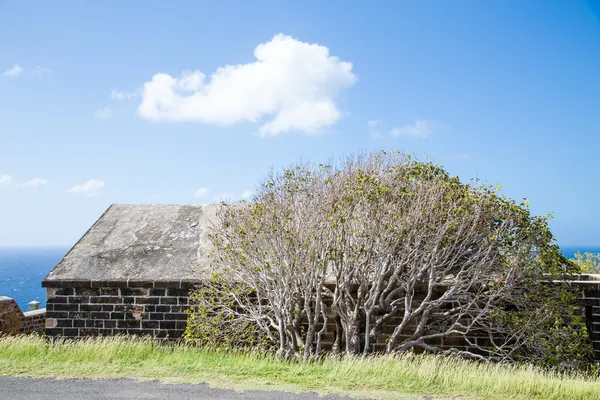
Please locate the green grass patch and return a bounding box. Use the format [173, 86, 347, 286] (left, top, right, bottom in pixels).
[0, 335, 598, 399]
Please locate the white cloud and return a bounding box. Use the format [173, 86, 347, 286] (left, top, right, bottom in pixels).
[67, 180, 105, 195]
[19, 178, 51, 188]
[212, 193, 233, 202]
[389, 120, 433, 138]
[138, 33, 357, 136]
[194, 187, 210, 198]
[94, 107, 113, 119]
[241, 190, 253, 200]
[31, 65, 51, 77]
[0, 175, 12, 186]
[369, 119, 437, 139]
[110, 89, 137, 100]
[3, 64, 23, 77]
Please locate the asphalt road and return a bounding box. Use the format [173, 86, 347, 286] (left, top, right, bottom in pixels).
[0, 377, 370, 400]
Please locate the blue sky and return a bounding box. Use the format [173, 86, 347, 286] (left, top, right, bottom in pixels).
[0, 0, 599, 247]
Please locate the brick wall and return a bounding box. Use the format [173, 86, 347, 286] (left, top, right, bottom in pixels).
[0, 296, 46, 335]
[42, 277, 600, 363]
[575, 278, 600, 361]
[21, 309, 46, 334]
[43, 280, 195, 339]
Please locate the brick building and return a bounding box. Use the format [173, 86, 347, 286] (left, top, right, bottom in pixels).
[42, 203, 600, 362]
[43, 204, 215, 339]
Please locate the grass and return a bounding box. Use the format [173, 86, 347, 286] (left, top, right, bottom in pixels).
[0, 335, 598, 399]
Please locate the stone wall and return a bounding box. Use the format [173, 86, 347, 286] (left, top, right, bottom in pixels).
[43, 280, 194, 338]
[0, 296, 22, 334]
[0, 296, 46, 335]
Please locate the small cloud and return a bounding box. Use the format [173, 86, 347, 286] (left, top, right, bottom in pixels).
[67, 179, 105, 195]
[110, 89, 137, 100]
[389, 120, 433, 138]
[194, 187, 210, 198]
[3, 64, 23, 77]
[241, 190, 253, 200]
[212, 193, 233, 202]
[0, 175, 12, 186]
[368, 119, 383, 138]
[449, 153, 471, 160]
[19, 178, 51, 188]
[31, 65, 51, 77]
[369, 119, 439, 139]
[94, 107, 113, 119]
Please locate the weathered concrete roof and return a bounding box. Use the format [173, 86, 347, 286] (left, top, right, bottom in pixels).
[44, 204, 217, 282]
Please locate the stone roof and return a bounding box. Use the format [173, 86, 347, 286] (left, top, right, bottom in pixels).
[43, 204, 217, 283]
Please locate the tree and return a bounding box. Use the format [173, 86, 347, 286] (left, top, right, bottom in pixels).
[571, 252, 600, 274]
[186, 151, 591, 367]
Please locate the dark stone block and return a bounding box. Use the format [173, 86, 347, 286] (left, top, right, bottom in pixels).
[47, 311, 68, 319]
[94, 320, 105, 328]
[179, 280, 199, 289]
[127, 280, 154, 288]
[142, 321, 160, 329]
[86, 320, 96, 328]
[101, 305, 115, 312]
[164, 313, 188, 321]
[90, 296, 121, 304]
[166, 329, 185, 338]
[56, 319, 72, 328]
[121, 288, 147, 296]
[113, 305, 127, 312]
[123, 297, 135, 304]
[175, 321, 187, 330]
[149, 289, 166, 296]
[98, 328, 114, 336]
[135, 297, 160, 305]
[99, 288, 120, 296]
[47, 297, 69, 304]
[178, 297, 189, 305]
[167, 289, 189, 297]
[91, 312, 110, 319]
[45, 304, 54, 311]
[69, 296, 88, 304]
[160, 297, 177, 305]
[156, 306, 170, 313]
[111, 312, 126, 320]
[160, 321, 176, 330]
[80, 304, 102, 312]
[63, 328, 79, 337]
[117, 320, 140, 329]
[154, 330, 168, 338]
[80, 328, 99, 336]
[150, 313, 164, 320]
[104, 320, 117, 328]
[45, 328, 63, 336]
[55, 288, 74, 296]
[153, 281, 180, 289]
[73, 320, 85, 328]
[54, 304, 80, 312]
[77, 288, 100, 296]
[144, 305, 156, 312]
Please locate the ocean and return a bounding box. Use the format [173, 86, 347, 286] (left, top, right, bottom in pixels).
[0, 247, 68, 310]
[0, 246, 599, 312]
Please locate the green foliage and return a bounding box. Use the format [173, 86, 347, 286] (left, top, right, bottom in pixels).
[571, 252, 600, 273]
[185, 275, 274, 350]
